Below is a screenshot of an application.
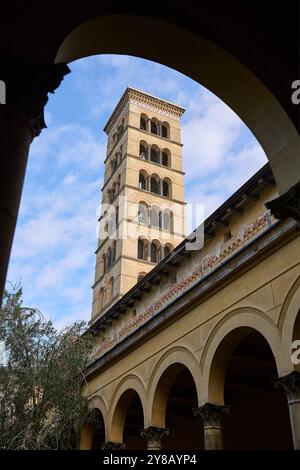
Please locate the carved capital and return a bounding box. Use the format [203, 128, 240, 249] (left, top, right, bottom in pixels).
[273, 371, 300, 405]
[193, 403, 229, 428]
[0, 59, 70, 136]
[140, 426, 169, 449]
[265, 181, 300, 221]
[102, 441, 126, 451]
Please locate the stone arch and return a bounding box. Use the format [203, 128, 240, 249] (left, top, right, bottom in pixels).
[278, 274, 300, 374]
[56, 14, 300, 194]
[79, 395, 107, 449]
[200, 308, 281, 404]
[147, 346, 201, 428]
[108, 374, 147, 442]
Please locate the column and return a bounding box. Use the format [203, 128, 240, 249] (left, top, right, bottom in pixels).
[140, 426, 169, 450]
[273, 371, 300, 449]
[193, 403, 229, 450]
[159, 148, 162, 165]
[0, 60, 70, 305]
[160, 179, 163, 196]
[102, 442, 126, 450]
[147, 145, 151, 161]
[147, 119, 151, 133]
[147, 240, 151, 262]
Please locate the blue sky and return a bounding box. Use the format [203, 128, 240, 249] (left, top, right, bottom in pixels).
[6, 55, 267, 329]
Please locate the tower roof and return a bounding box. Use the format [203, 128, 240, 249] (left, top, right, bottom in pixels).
[103, 87, 185, 134]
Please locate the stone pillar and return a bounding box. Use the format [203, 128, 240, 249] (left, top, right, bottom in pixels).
[0, 60, 69, 305]
[147, 119, 151, 133]
[147, 145, 151, 161]
[140, 426, 169, 450]
[102, 441, 126, 450]
[194, 403, 229, 450]
[273, 371, 300, 449]
[159, 148, 162, 165]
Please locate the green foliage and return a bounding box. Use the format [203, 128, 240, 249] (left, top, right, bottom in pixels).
[0, 287, 94, 449]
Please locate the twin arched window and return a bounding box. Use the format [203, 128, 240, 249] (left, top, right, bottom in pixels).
[102, 242, 116, 274]
[140, 114, 170, 139]
[137, 238, 174, 262]
[99, 276, 114, 311]
[139, 141, 170, 167]
[138, 171, 172, 198]
[138, 203, 174, 232]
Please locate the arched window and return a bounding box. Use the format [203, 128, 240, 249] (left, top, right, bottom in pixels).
[102, 254, 106, 274]
[150, 146, 159, 164]
[139, 143, 148, 160]
[140, 116, 147, 131]
[150, 241, 161, 263]
[111, 242, 116, 264]
[150, 205, 160, 228]
[139, 172, 147, 190]
[162, 209, 171, 232]
[161, 123, 169, 138]
[164, 243, 174, 257]
[108, 277, 114, 303]
[138, 238, 148, 260]
[162, 150, 169, 167]
[106, 248, 112, 269]
[99, 287, 104, 311]
[151, 119, 158, 135]
[137, 272, 147, 282]
[138, 202, 148, 225]
[162, 179, 170, 197]
[150, 175, 160, 194]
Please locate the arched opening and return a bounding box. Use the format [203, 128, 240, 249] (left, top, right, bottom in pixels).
[164, 243, 174, 257]
[151, 364, 203, 450]
[162, 149, 170, 167]
[209, 328, 293, 449]
[150, 174, 160, 194]
[138, 202, 148, 225]
[111, 389, 146, 450]
[150, 240, 161, 263]
[140, 114, 148, 131]
[150, 205, 160, 229]
[162, 178, 171, 197]
[139, 141, 148, 160]
[161, 122, 169, 139]
[107, 277, 114, 303]
[137, 272, 147, 283]
[150, 145, 159, 164]
[139, 171, 148, 191]
[80, 408, 105, 450]
[137, 237, 148, 260]
[162, 209, 173, 233]
[150, 118, 158, 135]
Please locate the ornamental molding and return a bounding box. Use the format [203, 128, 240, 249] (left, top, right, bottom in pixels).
[104, 87, 185, 135]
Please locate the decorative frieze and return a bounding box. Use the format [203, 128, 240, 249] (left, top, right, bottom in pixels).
[90, 210, 275, 360]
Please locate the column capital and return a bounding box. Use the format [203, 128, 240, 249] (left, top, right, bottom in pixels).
[140, 426, 169, 449]
[102, 441, 126, 451]
[193, 403, 229, 428]
[273, 370, 300, 405]
[265, 181, 300, 221]
[0, 59, 70, 137]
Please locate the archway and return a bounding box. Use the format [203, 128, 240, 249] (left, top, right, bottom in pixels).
[55, 14, 300, 195]
[111, 388, 146, 450]
[151, 363, 203, 450]
[209, 328, 293, 449]
[80, 408, 105, 450]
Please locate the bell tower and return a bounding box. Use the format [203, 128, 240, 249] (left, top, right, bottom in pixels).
[91, 87, 186, 322]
